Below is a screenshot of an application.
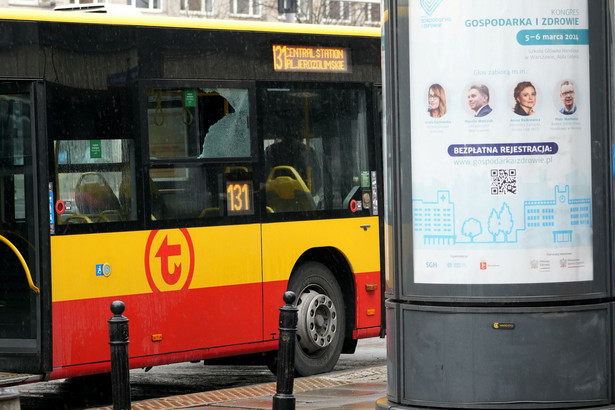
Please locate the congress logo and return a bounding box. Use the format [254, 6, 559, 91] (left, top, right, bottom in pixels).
[420, 0, 443, 16]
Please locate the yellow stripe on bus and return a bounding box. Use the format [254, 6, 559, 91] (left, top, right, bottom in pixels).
[261, 216, 380, 282]
[51, 217, 380, 302]
[0, 9, 380, 37]
[51, 224, 262, 302]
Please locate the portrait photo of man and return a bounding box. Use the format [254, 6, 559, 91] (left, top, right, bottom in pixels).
[467, 84, 492, 117]
[559, 80, 577, 115]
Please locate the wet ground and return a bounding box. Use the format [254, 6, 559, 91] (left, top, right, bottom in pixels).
[16, 337, 386, 409]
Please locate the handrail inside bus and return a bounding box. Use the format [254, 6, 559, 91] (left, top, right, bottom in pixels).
[0, 234, 40, 294]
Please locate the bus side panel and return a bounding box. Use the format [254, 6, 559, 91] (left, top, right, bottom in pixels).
[353, 270, 382, 330]
[51, 283, 262, 373]
[50, 225, 263, 374]
[261, 217, 381, 338]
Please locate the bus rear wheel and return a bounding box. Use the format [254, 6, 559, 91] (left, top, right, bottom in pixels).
[288, 261, 346, 377]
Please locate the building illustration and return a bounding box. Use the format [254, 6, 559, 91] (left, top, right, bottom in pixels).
[413, 185, 591, 246]
[413, 190, 456, 245]
[523, 185, 591, 243]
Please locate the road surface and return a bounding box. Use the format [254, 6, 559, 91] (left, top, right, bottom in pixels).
[16, 337, 386, 409]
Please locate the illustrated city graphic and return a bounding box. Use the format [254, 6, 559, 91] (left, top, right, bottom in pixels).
[413, 184, 592, 247]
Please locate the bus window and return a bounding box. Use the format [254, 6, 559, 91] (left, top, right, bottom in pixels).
[199, 88, 250, 158]
[261, 87, 370, 214]
[147, 87, 250, 160]
[146, 87, 254, 220]
[147, 164, 254, 220]
[54, 139, 137, 224]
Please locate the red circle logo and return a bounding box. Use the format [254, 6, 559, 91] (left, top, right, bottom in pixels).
[144, 229, 195, 292]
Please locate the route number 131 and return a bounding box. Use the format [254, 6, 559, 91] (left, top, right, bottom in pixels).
[226, 182, 253, 215]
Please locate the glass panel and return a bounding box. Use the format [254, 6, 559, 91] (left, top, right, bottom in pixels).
[150, 164, 253, 220]
[134, 0, 159, 8]
[0, 92, 38, 345]
[54, 139, 137, 224]
[183, 0, 201, 10]
[328, 1, 341, 19]
[342, 1, 350, 20]
[261, 87, 370, 213]
[147, 88, 251, 159]
[297, 0, 310, 19]
[370, 3, 380, 22]
[236, 0, 249, 14]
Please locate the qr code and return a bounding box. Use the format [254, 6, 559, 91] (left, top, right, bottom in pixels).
[491, 169, 517, 195]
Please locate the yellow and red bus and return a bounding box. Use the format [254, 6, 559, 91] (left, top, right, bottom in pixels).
[0, 10, 383, 384]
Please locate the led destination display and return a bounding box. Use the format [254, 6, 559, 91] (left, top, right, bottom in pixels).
[273, 45, 350, 73]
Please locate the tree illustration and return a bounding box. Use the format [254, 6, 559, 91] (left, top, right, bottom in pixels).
[487, 209, 499, 242]
[461, 218, 482, 242]
[498, 203, 514, 242]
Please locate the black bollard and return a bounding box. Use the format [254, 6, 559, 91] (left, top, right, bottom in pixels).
[273, 291, 298, 410]
[108, 300, 131, 410]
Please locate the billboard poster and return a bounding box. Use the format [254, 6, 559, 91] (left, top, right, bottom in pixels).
[409, 0, 592, 284]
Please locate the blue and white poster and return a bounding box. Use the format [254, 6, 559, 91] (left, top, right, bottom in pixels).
[409, 0, 592, 284]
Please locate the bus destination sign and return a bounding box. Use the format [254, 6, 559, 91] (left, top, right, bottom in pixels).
[272, 45, 350, 73]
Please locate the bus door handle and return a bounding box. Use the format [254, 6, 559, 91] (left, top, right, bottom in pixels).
[360, 224, 371, 231]
[0, 234, 40, 294]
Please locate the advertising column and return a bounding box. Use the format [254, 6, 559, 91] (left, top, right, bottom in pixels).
[379, 0, 612, 408]
[411, 2, 592, 287]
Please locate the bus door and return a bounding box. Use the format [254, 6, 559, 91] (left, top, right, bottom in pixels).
[0, 82, 50, 378]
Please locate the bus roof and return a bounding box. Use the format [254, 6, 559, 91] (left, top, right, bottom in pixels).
[0, 8, 380, 37]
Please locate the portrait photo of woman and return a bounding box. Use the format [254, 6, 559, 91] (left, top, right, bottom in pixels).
[513, 81, 536, 116]
[427, 84, 447, 118]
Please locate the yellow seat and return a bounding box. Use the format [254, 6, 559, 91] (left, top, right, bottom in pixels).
[74, 172, 123, 221]
[266, 166, 315, 212]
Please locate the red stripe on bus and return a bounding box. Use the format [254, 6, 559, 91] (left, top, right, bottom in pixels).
[50, 271, 380, 380]
[52, 282, 264, 375]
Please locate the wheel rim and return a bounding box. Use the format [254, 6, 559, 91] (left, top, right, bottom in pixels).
[296, 289, 338, 354]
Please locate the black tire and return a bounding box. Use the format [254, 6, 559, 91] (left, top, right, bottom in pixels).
[288, 261, 345, 377]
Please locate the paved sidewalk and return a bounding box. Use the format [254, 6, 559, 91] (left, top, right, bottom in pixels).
[90, 365, 386, 409]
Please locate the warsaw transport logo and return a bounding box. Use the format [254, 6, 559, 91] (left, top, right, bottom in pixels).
[145, 229, 195, 292]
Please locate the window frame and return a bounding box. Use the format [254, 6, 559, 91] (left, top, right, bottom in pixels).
[324, 0, 351, 23]
[51, 137, 142, 235]
[139, 79, 259, 229]
[257, 81, 379, 222]
[230, 0, 262, 18]
[9, 0, 47, 6]
[363, 0, 381, 25]
[296, 0, 311, 21]
[126, 0, 163, 12]
[180, 0, 214, 16]
[277, 0, 311, 22]
[48, 81, 144, 236]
